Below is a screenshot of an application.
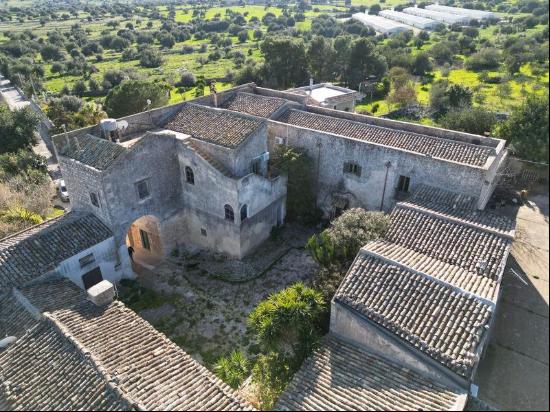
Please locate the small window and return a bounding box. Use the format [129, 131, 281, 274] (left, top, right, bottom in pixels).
[240, 205, 248, 222]
[90, 192, 100, 208]
[185, 166, 195, 185]
[201, 228, 207, 237]
[397, 175, 410, 193]
[135, 179, 151, 200]
[343, 162, 362, 177]
[139, 229, 151, 250]
[79, 253, 96, 269]
[224, 204, 234, 222]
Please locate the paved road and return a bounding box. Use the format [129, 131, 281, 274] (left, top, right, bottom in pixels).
[476, 191, 549, 411]
[0, 74, 60, 179]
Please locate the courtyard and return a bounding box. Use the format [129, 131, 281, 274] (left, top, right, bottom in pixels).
[118, 224, 319, 368]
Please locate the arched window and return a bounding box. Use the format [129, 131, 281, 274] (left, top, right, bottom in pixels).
[240, 204, 248, 221]
[185, 166, 195, 185]
[224, 204, 234, 222]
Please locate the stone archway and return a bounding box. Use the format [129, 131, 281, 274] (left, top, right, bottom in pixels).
[125, 215, 164, 270]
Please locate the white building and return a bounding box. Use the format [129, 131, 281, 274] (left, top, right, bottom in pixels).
[379, 9, 442, 30]
[426, 4, 499, 21]
[286, 81, 361, 112]
[351, 12, 412, 35]
[403, 6, 471, 25]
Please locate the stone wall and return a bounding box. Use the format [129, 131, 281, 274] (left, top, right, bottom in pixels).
[268, 121, 486, 215]
[330, 301, 469, 390]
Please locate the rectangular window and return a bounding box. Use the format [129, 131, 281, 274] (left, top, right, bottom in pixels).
[90, 192, 100, 208]
[135, 179, 150, 200]
[397, 175, 411, 192]
[139, 229, 151, 250]
[343, 162, 362, 177]
[79, 253, 96, 269]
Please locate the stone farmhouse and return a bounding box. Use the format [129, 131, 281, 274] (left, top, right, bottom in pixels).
[47, 82, 507, 284]
[277, 185, 514, 410]
[0, 83, 514, 410]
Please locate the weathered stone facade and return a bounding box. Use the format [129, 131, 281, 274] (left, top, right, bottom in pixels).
[52, 83, 507, 281]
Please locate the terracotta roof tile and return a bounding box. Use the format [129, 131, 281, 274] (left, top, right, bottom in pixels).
[276, 334, 468, 411]
[0, 213, 113, 289]
[165, 104, 264, 148]
[278, 109, 494, 167]
[335, 252, 493, 377]
[221, 92, 287, 118]
[0, 319, 132, 411]
[57, 133, 127, 170]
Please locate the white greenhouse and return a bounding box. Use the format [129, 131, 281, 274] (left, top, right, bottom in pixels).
[426, 4, 499, 21]
[379, 9, 442, 30]
[403, 6, 471, 25]
[351, 13, 412, 35]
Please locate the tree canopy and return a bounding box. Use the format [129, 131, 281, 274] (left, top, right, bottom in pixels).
[103, 80, 169, 118]
[0, 106, 40, 154]
[497, 96, 549, 162]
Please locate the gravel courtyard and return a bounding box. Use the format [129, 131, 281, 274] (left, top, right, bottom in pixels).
[121, 224, 319, 367]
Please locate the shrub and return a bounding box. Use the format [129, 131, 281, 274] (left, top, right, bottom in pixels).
[214, 351, 249, 389]
[248, 283, 326, 358]
[139, 48, 164, 68]
[307, 208, 390, 267]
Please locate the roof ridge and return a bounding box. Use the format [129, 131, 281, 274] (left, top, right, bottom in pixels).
[396, 201, 515, 239]
[42, 309, 146, 410]
[293, 108, 496, 152]
[366, 239, 499, 302]
[359, 246, 496, 308]
[0, 211, 73, 244]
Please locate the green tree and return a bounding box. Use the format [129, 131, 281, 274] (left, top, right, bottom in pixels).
[345, 38, 387, 89]
[270, 146, 319, 223]
[307, 36, 337, 82]
[248, 283, 326, 358]
[440, 108, 498, 136]
[261, 36, 308, 88]
[0, 106, 40, 154]
[497, 96, 549, 162]
[104, 80, 169, 118]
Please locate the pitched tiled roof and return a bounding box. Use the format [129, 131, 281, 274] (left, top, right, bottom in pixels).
[0, 212, 113, 289]
[0, 279, 253, 411]
[221, 92, 287, 118]
[0, 320, 131, 411]
[377, 205, 512, 301]
[407, 185, 516, 236]
[276, 335, 468, 411]
[0, 292, 37, 340]
[17, 278, 86, 313]
[50, 300, 253, 411]
[165, 104, 264, 148]
[335, 252, 493, 378]
[56, 133, 127, 170]
[277, 109, 494, 167]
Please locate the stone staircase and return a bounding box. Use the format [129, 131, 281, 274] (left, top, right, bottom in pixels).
[183, 139, 233, 178]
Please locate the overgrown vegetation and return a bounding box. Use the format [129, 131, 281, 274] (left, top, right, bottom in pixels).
[247, 283, 326, 409]
[270, 146, 320, 224]
[307, 208, 390, 268]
